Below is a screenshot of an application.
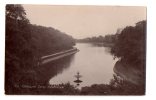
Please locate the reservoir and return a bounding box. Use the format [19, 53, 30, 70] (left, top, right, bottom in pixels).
[47, 43, 117, 88]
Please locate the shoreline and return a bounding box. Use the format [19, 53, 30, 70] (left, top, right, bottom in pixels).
[113, 60, 144, 85]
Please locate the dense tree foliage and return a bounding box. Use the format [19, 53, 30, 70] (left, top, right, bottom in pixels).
[30, 24, 75, 57]
[5, 5, 33, 93]
[111, 21, 146, 70]
[111, 20, 146, 90]
[5, 4, 75, 94]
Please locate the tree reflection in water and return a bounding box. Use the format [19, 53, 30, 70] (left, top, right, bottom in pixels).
[35, 55, 75, 85]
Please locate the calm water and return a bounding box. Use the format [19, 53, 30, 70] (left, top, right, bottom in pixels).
[48, 43, 117, 88]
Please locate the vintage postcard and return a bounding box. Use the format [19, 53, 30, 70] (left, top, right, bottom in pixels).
[5, 4, 146, 95]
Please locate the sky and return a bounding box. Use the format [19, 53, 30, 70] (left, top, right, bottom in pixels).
[23, 5, 146, 39]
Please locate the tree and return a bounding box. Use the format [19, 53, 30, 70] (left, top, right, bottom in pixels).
[111, 20, 146, 69]
[110, 21, 146, 89]
[5, 5, 76, 94]
[5, 4, 35, 94]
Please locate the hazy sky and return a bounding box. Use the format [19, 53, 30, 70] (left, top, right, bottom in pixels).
[23, 5, 146, 39]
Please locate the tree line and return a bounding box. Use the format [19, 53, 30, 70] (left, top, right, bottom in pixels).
[76, 34, 118, 44]
[76, 28, 123, 44]
[5, 4, 75, 94]
[111, 20, 146, 88]
[111, 20, 146, 70]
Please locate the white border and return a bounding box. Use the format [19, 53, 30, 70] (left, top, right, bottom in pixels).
[1, 0, 156, 100]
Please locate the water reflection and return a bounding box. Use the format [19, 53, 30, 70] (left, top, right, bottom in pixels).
[90, 43, 106, 47]
[49, 43, 117, 88]
[35, 55, 75, 85]
[74, 72, 83, 86]
[90, 43, 111, 54]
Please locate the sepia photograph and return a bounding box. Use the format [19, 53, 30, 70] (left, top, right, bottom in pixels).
[5, 4, 146, 95]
